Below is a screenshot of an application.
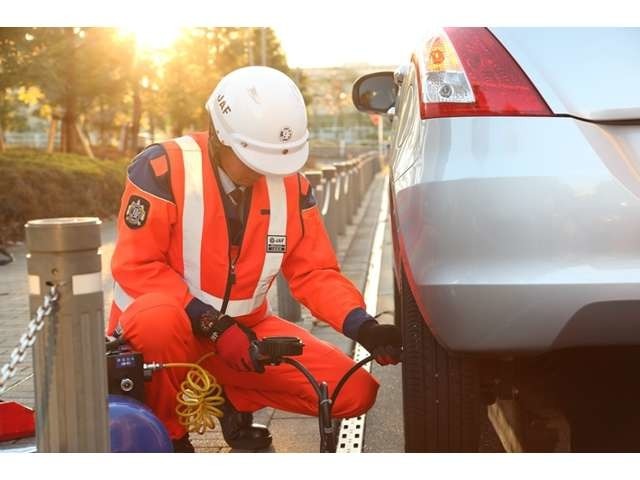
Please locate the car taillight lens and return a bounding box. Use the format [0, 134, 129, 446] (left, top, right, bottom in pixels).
[416, 27, 553, 119]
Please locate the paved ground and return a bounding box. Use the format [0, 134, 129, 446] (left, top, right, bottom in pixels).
[0, 172, 394, 453]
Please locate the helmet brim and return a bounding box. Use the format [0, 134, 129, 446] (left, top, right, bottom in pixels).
[230, 141, 309, 177]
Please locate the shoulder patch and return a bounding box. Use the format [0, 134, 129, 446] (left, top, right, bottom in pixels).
[128, 144, 173, 202]
[124, 195, 150, 229]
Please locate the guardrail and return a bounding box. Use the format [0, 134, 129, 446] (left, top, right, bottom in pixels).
[276, 151, 381, 323]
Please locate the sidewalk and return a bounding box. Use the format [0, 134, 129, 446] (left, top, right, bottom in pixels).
[0, 172, 387, 453]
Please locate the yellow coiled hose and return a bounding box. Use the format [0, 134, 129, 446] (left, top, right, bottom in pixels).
[163, 352, 225, 435]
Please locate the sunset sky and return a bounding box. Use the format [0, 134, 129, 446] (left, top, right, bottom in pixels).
[6, 0, 629, 69]
[273, 21, 426, 68]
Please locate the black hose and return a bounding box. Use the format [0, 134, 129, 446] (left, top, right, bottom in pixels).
[331, 355, 375, 404]
[282, 357, 322, 398]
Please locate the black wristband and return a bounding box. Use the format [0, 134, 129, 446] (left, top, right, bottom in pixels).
[209, 315, 235, 342]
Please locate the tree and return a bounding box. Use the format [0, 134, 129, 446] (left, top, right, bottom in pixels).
[162, 27, 307, 137]
[0, 28, 35, 152]
[163, 28, 237, 137]
[22, 27, 134, 155]
[0, 27, 305, 156]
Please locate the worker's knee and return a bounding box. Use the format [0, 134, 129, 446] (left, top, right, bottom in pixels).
[333, 370, 379, 418]
[119, 293, 191, 353]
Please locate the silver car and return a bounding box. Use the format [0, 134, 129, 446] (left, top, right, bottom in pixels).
[353, 27, 640, 452]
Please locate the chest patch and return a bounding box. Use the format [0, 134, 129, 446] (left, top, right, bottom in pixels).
[124, 195, 150, 229]
[266, 235, 286, 253]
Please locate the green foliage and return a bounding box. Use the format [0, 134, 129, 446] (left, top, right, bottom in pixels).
[0, 27, 305, 145]
[162, 27, 309, 136]
[0, 29, 39, 132]
[0, 149, 128, 241]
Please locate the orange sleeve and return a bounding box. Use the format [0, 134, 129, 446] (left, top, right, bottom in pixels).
[281, 178, 365, 332]
[111, 151, 194, 309]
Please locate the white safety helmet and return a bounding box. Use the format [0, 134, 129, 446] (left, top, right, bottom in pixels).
[205, 66, 309, 176]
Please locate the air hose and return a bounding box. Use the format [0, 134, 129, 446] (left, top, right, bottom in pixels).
[159, 352, 225, 435]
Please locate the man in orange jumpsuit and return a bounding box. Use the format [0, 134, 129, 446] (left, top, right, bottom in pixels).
[107, 66, 402, 452]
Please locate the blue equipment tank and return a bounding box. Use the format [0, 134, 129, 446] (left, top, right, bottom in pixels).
[108, 394, 173, 452]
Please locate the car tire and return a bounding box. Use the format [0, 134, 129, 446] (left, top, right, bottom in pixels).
[399, 266, 482, 452]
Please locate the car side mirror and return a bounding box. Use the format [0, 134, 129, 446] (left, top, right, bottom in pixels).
[352, 72, 398, 115]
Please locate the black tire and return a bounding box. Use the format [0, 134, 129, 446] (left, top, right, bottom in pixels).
[393, 267, 401, 329]
[399, 266, 482, 452]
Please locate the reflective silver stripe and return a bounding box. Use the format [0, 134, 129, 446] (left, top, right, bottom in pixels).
[175, 136, 287, 317]
[72, 272, 102, 295]
[113, 281, 134, 311]
[176, 135, 205, 297]
[189, 287, 255, 317]
[28, 275, 40, 295]
[250, 176, 287, 311]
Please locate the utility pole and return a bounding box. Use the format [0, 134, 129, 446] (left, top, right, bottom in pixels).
[247, 29, 254, 66]
[261, 27, 267, 66]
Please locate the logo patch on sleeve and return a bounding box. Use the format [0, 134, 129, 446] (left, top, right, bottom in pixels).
[124, 195, 150, 229]
[266, 235, 287, 253]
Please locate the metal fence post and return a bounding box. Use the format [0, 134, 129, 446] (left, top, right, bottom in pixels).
[26, 217, 109, 453]
[276, 273, 301, 323]
[276, 169, 323, 324]
[321, 166, 338, 249]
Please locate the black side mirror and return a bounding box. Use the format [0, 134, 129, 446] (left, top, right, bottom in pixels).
[352, 72, 398, 115]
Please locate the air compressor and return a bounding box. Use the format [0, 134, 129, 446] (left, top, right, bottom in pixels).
[105, 335, 374, 453]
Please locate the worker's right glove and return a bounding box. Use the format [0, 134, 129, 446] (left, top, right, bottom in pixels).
[356, 320, 403, 366]
[214, 317, 265, 374]
[187, 300, 265, 374]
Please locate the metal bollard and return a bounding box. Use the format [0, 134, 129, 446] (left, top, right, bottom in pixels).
[365, 155, 375, 185]
[275, 169, 323, 324]
[320, 166, 338, 249]
[361, 156, 369, 188]
[347, 160, 358, 221]
[26, 217, 109, 453]
[341, 162, 352, 224]
[334, 162, 348, 235]
[343, 161, 355, 226]
[352, 159, 363, 212]
[372, 151, 381, 176]
[276, 273, 301, 323]
[360, 157, 368, 189]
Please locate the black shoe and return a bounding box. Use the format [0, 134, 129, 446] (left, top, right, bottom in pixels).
[172, 434, 195, 453]
[220, 396, 272, 451]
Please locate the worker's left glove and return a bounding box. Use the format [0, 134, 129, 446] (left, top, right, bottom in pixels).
[356, 320, 403, 366]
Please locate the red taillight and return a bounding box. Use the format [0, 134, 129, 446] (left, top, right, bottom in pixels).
[417, 28, 553, 119]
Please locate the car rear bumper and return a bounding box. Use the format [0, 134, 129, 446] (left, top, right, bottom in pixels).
[393, 116, 640, 353]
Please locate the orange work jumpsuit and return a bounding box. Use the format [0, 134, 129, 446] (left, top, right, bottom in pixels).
[107, 132, 378, 440]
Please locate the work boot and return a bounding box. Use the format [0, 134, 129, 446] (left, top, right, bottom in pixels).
[172, 434, 195, 453]
[219, 395, 272, 450]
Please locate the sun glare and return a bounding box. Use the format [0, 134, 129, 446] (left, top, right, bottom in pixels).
[117, 26, 183, 51]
